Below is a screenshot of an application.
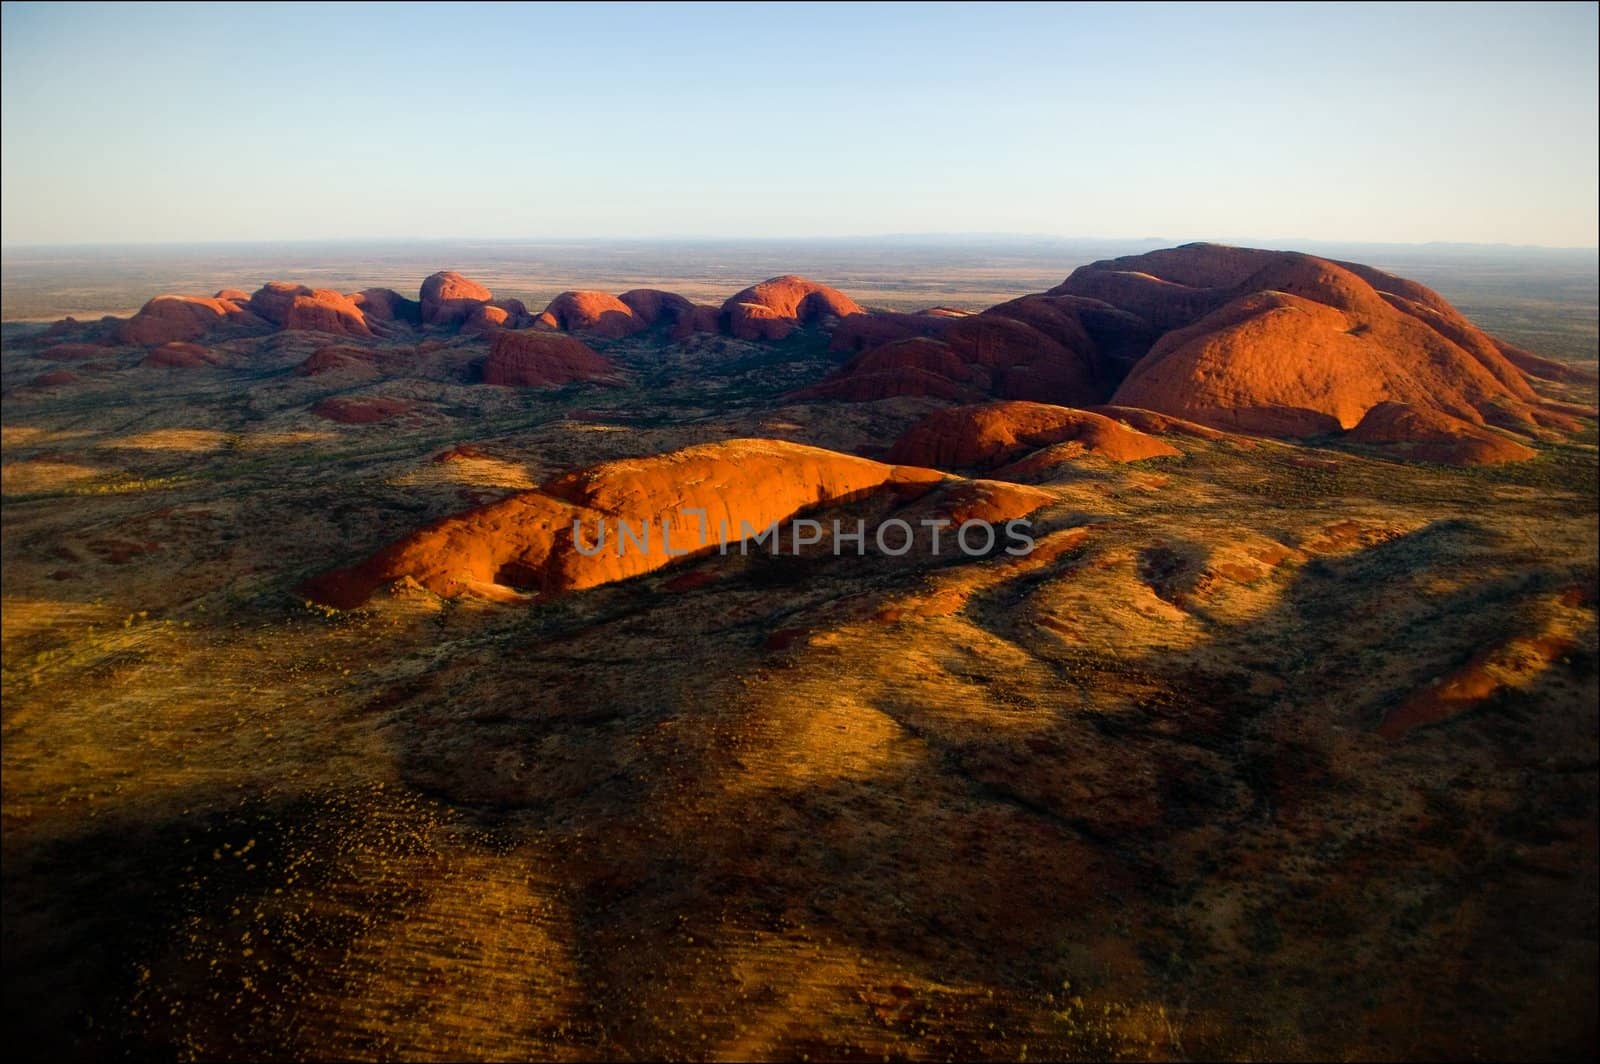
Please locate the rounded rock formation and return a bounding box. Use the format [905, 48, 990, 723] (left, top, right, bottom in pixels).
[482, 331, 612, 388]
[310, 396, 412, 424]
[420, 271, 493, 327]
[295, 346, 381, 378]
[1346, 402, 1537, 466]
[888, 401, 1180, 471]
[116, 295, 251, 345]
[300, 439, 951, 607]
[721, 276, 864, 341]
[350, 288, 423, 325]
[617, 289, 697, 328]
[140, 342, 221, 369]
[801, 243, 1572, 451]
[796, 301, 1109, 407]
[248, 283, 371, 337]
[463, 299, 531, 336]
[1050, 244, 1555, 438]
[535, 291, 647, 338]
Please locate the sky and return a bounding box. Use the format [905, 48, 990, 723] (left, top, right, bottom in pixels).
[2, 1, 1596, 248]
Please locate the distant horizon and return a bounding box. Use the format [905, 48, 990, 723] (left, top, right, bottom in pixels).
[4, 232, 1597, 254]
[3, 2, 1595, 248]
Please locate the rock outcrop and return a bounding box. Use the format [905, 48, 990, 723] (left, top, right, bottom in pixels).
[300, 439, 962, 607]
[800, 244, 1570, 450]
[140, 342, 221, 369]
[795, 299, 1113, 406]
[116, 294, 258, 345]
[535, 291, 647, 338]
[462, 299, 531, 336]
[1346, 401, 1537, 465]
[481, 330, 612, 388]
[618, 288, 698, 328]
[309, 396, 413, 424]
[828, 309, 967, 355]
[351, 288, 423, 325]
[294, 346, 381, 379]
[420, 271, 492, 327]
[888, 401, 1180, 471]
[1055, 244, 1555, 437]
[722, 276, 864, 341]
[248, 283, 371, 337]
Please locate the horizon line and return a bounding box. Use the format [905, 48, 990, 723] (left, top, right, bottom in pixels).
[3, 233, 1597, 254]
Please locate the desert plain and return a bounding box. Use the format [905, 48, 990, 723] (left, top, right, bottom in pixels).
[1, 238, 1597, 1061]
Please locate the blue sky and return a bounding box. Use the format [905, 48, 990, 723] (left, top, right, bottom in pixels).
[2, 1, 1595, 246]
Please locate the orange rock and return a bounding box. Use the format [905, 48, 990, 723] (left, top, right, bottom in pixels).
[799, 297, 1109, 405]
[482, 330, 612, 388]
[535, 291, 647, 338]
[1495, 343, 1592, 383]
[462, 299, 530, 336]
[433, 444, 490, 463]
[286, 291, 370, 336]
[31, 370, 79, 387]
[1377, 631, 1576, 739]
[350, 287, 423, 325]
[1086, 405, 1232, 440]
[617, 288, 697, 327]
[721, 276, 864, 340]
[669, 304, 722, 341]
[309, 396, 412, 424]
[294, 346, 380, 378]
[792, 336, 987, 402]
[116, 294, 251, 345]
[888, 401, 1180, 471]
[1346, 402, 1536, 465]
[1048, 244, 1550, 437]
[930, 478, 1057, 526]
[140, 342, 221, 368]
[420, 270, 492, 327]
[300, 439, 948, 607]
[245, 282, 305, 323]
[828, 310, 961, 355]
[248, 283, 371, 337]
[806, 242, 1564, 438]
